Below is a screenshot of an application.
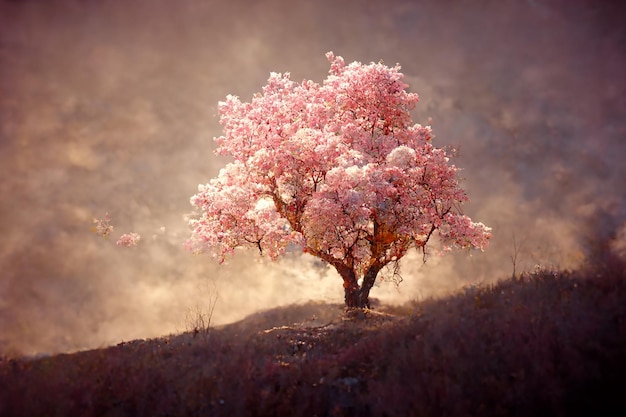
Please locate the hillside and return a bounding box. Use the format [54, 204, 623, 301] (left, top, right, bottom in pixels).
[1, 262, 625, 417]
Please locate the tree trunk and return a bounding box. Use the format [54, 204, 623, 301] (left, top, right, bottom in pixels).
[344, 279, 361, 308]
[340, 264, 382, 308]
[340, 266, 360, 308]
[358, 264, 382, 308]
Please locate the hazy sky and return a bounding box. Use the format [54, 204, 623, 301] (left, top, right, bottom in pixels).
[1, 0, 624, 356]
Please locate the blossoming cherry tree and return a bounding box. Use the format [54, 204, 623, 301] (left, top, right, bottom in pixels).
[186, 53, 491, 308]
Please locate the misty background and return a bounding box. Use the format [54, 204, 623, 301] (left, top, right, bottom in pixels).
[1, 0, 624, 356]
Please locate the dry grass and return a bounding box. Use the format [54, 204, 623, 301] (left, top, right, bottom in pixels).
[1, 261, 625, 417]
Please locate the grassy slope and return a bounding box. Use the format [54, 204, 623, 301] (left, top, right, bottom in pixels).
[1, 264, 625, 417]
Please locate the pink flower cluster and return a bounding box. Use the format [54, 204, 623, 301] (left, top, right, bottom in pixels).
[93, 213, 113, 237]
[116, 233, 141, 248]
[93, 213, 141, 248]
[187, 52, 491, 274]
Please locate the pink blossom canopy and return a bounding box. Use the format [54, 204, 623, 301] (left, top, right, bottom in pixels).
[187, 52, 491, 278]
